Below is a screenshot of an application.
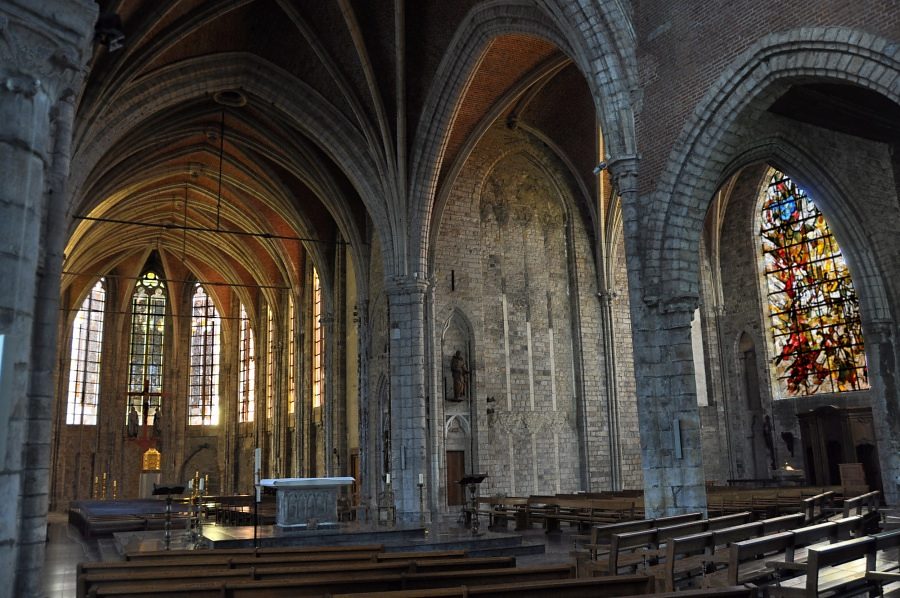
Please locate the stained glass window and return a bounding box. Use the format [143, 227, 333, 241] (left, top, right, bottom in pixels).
[312, 269, 323, 409]
[67, 279, 105, 425]
[128, 271, 166, 426]
[189, 284, 220, 425]
[759, 169, 868, 397]
[238, 304, 255, 423]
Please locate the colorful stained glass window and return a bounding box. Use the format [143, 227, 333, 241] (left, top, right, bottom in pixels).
[188, 283, 220, 425]
[239, 304, 255, 423]
[67, 279, 105, 425]
[759, 170, 868, 397]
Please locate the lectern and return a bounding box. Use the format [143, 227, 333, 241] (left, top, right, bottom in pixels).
[457, 473, 487, 535]
[152, 484, 185, 550]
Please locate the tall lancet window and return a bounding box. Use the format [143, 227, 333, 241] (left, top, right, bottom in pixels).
[312, 268, 323, 409]
[288, 296, 296, 416]
[189, 283, 220, 425]
[759, 169, 868, 397]
[67, 279, 105, 425]
[128, 271, 166, 425]
[266, 306, 274, 420]
[238, 304, 255, 423]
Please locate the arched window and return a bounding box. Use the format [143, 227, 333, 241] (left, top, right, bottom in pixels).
[288, 296, 296, 416]
[759, 169, 868, 397]
[266, 306, 274, 420]
[189, 283, 220, 425]
[127, 271, 166, 425]
[238, 304, 255, 423]
[67, 279, 105, 425]
[312, 268, 323, 409]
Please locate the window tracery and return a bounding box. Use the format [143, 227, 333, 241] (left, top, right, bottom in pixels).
[759, 170, 868, 397]
[66, 280, 105, 425]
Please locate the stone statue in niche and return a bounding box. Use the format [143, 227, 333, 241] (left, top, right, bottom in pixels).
[450, 350, 469, 401]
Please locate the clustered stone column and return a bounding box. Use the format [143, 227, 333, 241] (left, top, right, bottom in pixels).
[385, 276, 430, 522]
[611, 155, 707, 517]
[0, 1, 96, 593]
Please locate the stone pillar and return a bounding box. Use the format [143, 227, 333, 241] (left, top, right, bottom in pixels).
[385, 276, 429, 522]
[612, 156, 707, 516]
[320, 312, 335, 476]
[868, 320, 900, 506]
[598, 289, 623, 490]
[0, 1, 97, 593]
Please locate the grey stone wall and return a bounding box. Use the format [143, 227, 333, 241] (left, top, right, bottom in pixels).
[430, 124, 640, 499]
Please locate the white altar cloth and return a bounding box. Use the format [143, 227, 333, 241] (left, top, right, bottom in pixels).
[259, 477, 354, 528]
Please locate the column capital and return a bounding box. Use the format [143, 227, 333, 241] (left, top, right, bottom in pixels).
[606, 154, 640, 196]
[0, 0, 97, 102]
[384, 275, 430, 298]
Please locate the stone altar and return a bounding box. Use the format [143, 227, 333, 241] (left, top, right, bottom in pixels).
[259, 477, 354, 528]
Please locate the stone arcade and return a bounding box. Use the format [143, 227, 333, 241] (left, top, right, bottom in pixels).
[0, 0, 898, 594]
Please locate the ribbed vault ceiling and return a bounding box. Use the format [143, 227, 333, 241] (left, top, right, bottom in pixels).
[65, 0, 599, 309]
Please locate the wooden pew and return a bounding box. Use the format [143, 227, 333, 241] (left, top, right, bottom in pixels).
[481, 497, 529, 529]
[650, 514, 807, 591]
[801, 490, 834, 523]
[330, 574, 655, 597]
[80, 548, 468, 579]
[124, 543, 385, 560]
[79, 556, 516, 598]
[839, 489, 880, 518]
[765, 515, 864, 575]
[630, 588, 753, 597]
[770, 529, 900, 597]
[85, 563, 577, 597]
[584, 512, 703, 560]
[543, 498, 636, 533]
[602, 512, 753, 575]
[708, 515, 864, 587]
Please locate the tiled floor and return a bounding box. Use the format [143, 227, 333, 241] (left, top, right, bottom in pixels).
[43, 512, 102, 598]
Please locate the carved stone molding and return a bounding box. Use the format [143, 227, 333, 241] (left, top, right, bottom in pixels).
[0, 0, 97, 102]
[606, 154, 640, 197]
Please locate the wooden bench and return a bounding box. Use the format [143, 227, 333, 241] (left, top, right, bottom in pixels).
[584, 512, 703, 560]
[480, 497, 529, 529]
[600, 512, 754, 576]
[764, 515, 864, 575]
[79, 556, 516, 598]
[648, 513, 807, 591]
[770, 528, 900, 597]
[839, 489, 880, 518]
[85, 563, 577, 597]
[801, 490, 834, 523]
[544, 498, 636, 532]
[331, 574, 654, 597]
[123, 543, 385, 560]
[80, 548, 472, 581]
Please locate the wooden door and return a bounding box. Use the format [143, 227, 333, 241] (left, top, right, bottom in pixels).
[446, 451, 465, 506]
